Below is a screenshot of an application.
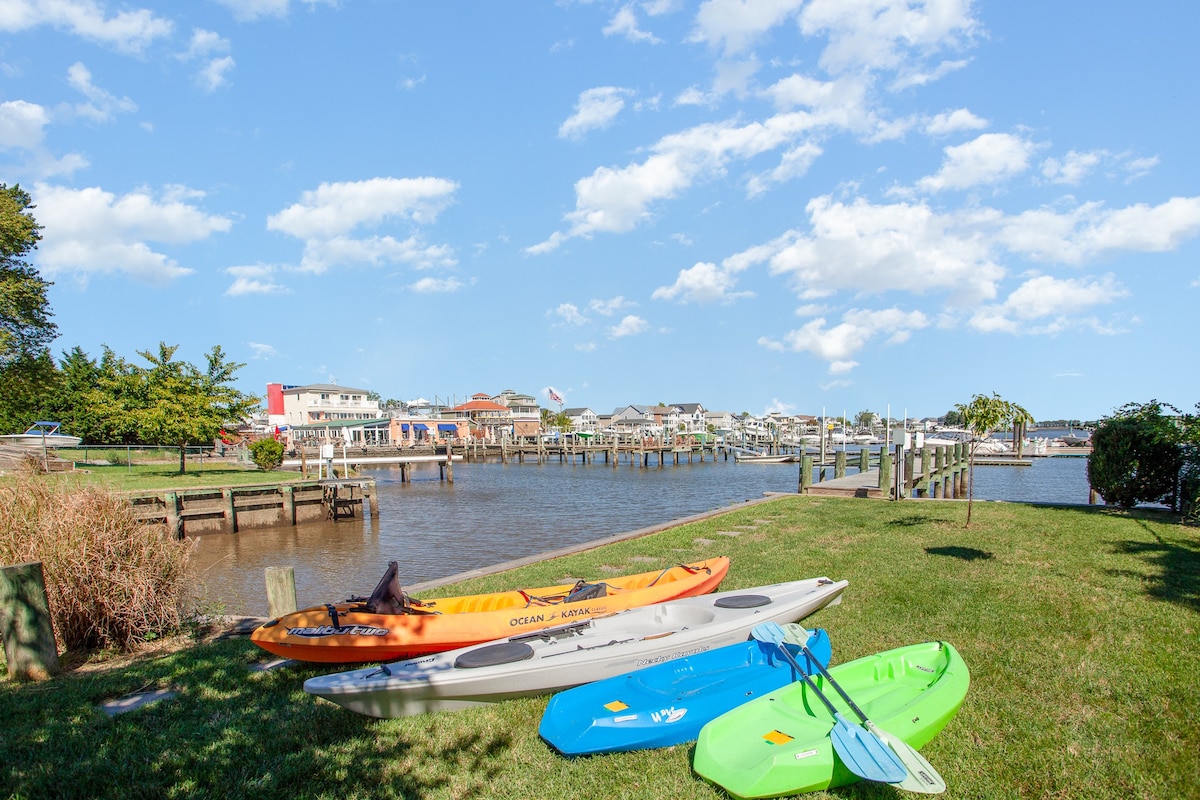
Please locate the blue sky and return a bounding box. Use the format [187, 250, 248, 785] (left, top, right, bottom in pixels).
[3, 0, 1198, 422]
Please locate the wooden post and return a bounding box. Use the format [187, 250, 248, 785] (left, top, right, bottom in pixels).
[858, 447, 869, 473]
[919, 448, 932, 498]
[834, 450, 846, 479]
[222, 488, 237, 533]
[164, 492, 183, 539]
[264, 567, 297, 619]
[365, 482, 378, 517]
[0, 562, 60, 680]
[800, 455, 813, 493]
[878, 452, 893, 495]
[281, 485, 296, 525]
[904, 448, 916, 498]
[445, 454, 454, 483]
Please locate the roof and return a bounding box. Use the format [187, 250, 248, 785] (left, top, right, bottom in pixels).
[452, 400, 510, 412]
[282, 383, 372, 396]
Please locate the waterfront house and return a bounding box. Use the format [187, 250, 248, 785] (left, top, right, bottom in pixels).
[492, 390, 542, 440]
[671, 403, 708, 432]
[562, 407, 599, 433]
[449, 397, 514, 442]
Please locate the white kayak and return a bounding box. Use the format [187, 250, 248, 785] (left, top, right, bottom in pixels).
[304, 576, 849, 718]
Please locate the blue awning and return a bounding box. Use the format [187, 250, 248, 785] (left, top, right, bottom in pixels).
[438, 423, 456, 432]
[413, 423, 429, 431]
[400, 423, 410, 431]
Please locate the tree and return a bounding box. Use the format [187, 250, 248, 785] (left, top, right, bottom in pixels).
[956, 393, 1034, 525]
[0, 184, 56, 366]
[852, 409, 876, 430]
[101, 343, 260, 473]
[1087, 401, 1183, 509]
[942, 408, 964, 427]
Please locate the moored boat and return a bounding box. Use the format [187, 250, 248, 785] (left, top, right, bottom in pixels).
[539, 623, 832, 756]
[0, 421, 82, 448]
[251, 557, 729, 664]
[303, 576, 848, 718]
[693, 641, 969, 798]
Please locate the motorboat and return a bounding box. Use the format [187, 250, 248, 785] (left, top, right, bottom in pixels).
[0, 422, 82, 448]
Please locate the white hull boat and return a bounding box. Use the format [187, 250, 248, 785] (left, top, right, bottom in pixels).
[303, 577, 849, 718]
[0, 421, 81, 448]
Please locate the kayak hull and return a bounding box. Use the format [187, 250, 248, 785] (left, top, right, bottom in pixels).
[539, 627, 832, 756]
[251, 557, 729, 663]
[692, 641, 969, 798]
[304, 577, 848, 718]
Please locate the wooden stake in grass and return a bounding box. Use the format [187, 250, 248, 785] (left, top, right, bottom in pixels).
[0, 561, 61, 681]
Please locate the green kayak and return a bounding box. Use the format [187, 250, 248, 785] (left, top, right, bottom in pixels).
[693, 641, 969, 798]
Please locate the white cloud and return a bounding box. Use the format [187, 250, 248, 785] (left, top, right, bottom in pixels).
[916, 132, 1039, 192]
[409, 276, 463, 293]
[179, 29, 234, 92]
[246, 342, 278, 359]
[608, 314, 650, 338]
[0, 99, 50, 150]
[828, 360, 858, 374]
[603, 5, 662, 44]
[745, 195, 1005, 305]
[213, 0, 337, 22]
[268, 177, 459, 273]
[0, 0, 172, 52]
[799, 0, 979, 76]
[552, 303, 590, 326]
[1040, 149, 1104, 185]
[225, 264, 287, 296]
[890, 58, 971, 91]
[998, 197, 1200, 265]
[689, 0, 804, 56]
[968, 274, 1128, 334]
[925, 108, 988, 136]
[652, 261, 753, 303]
[34, 183, 232, 284]
[269, 177, 458, 238]
[559, 87, 633, 140]
[758, 307, 929, 364]
[66, 62, 137, 122]
[589, 296, 633, 316]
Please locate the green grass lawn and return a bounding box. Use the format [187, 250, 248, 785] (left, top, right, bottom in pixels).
[4, 462, 307, 492]
[2, 497, 1197, 799]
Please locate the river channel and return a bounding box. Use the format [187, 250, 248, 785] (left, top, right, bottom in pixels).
[188, 453, 1093, 617]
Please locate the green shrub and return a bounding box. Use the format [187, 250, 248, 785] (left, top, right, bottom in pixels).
[1088, 401, 1182, 509]
[0, 477, 194, 652]
[248, 437, 284, 471]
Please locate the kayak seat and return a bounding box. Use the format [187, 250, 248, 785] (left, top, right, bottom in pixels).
[564, 580, 609, 603]
[362, 560, 437, 616]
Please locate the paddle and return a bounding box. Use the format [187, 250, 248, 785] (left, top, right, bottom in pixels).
[754, 622, 945, 794]
[751, 623, 906, 785]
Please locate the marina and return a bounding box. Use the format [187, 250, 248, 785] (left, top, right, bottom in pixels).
[188, 453, 1094, 617]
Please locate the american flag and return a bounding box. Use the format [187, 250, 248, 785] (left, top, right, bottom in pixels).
[548, 387, 564, 404]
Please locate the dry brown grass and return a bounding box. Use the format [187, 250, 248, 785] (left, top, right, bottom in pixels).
[0, 476, 194, 652]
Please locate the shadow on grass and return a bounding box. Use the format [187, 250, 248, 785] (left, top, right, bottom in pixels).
[889, 514, 951, 528]
[1108, 519, 1200, 614]
[0, 638, 513, 799]
[925, 546, 993, 561]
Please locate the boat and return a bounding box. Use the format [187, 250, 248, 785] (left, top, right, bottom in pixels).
[539, 623, 832, 756]
[736, 452, 798, 464]
[251, 557, 730, 664]
[302, 576, 849, 718]
[0, 421, 82, 448]
[922, 428, 1010, 454]
[851, 431, 877, 445]
[693, 641, 969, 799]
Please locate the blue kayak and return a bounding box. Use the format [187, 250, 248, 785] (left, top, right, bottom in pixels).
[539, 624, 831, 756]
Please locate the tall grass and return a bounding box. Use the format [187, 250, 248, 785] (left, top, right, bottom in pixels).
[0, 477, 194, 652]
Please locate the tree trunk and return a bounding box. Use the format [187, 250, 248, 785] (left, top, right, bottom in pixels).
[178, 445, 187, 474]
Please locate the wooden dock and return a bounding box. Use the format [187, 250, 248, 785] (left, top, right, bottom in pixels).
[126, 478, 378, 538]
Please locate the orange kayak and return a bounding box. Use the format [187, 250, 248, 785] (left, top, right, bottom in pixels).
[250, 557, 730, 663]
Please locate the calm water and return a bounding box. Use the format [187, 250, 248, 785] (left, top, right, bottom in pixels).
[189, 453, 1093, 617]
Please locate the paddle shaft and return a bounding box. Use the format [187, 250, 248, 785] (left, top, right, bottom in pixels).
[765, 634, 845, 721]
[798, 643, 871, 724]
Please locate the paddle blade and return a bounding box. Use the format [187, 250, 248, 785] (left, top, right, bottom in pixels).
[830, 713, 907, 784]
[865, 721, 947, 794]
